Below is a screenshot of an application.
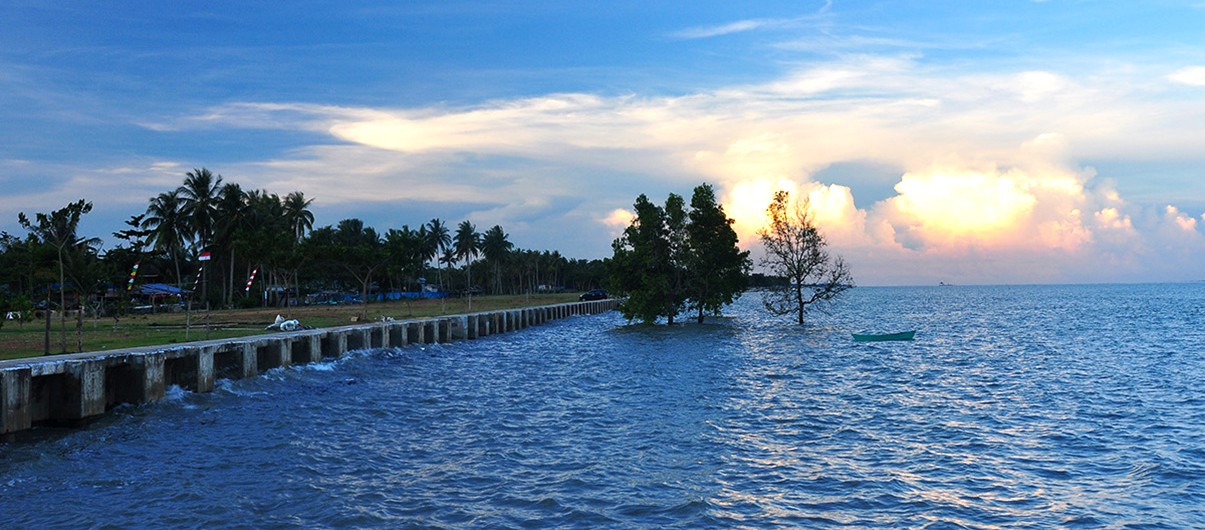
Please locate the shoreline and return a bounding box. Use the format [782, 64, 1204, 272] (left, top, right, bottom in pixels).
[1, 298, 620, 439]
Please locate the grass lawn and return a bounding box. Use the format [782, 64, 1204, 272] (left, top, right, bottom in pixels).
[0, 293, 582, 361]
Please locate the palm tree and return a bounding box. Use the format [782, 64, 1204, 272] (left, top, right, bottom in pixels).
[480, 225, 513, 294]
[213, 183, 248, 306]
[426, 218, 451, 292]
[454, 220, 480, 297]
[282, 191, 315, 242]
[142, 190, 187, 287]
[178, 167, 223, 250]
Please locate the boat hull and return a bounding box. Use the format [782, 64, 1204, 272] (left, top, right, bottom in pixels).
[852, 330, 916, 342]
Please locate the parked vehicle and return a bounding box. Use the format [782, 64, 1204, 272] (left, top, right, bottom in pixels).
[579, 289, 607, 301]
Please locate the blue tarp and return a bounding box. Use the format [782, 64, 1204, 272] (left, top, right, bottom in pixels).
[375, 291, 448, 301]
[134, 283, 191, 296]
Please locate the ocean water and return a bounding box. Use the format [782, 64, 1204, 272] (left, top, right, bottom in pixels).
[1, 284, 1202, 528]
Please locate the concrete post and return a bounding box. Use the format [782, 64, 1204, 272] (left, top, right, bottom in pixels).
[387, 322, 405, 347]
[65, 359, 106, 419]
[240, 343, 258, 378]
[141, 351, 167, 403]
[197, 346, 216, 392]
[423, 320, 437, 344]
[1, 368, 32, 435]
[450, 316, 468, 341]
[438, 319, 450, 343]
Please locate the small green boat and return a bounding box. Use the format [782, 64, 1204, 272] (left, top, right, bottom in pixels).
[852, 330, 916, 342]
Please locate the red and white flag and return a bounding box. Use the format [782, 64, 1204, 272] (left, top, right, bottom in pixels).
[199, 250, 212, 261]
[245, 268, 258, 293]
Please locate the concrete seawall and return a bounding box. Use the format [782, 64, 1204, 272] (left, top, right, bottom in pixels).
[1, 298, 619, 438]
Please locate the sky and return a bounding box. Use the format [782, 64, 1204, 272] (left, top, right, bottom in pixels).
[3, 1, 1205, 286]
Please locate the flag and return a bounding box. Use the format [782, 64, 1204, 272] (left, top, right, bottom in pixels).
[199, 250, 211, 261]
[126, 261, 140, 291]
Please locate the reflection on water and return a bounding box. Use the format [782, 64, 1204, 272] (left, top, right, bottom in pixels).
[1, 284, 1202, 528]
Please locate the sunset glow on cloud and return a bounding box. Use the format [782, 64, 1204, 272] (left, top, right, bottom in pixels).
[3, 2, 1204, 284]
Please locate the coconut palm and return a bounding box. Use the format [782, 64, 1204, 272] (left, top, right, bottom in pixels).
[178, 167, 223, 250]
[142, 190, 187, 287]
[426, 218, 451, 291]
[212, 183, 248, 305]
[454, 220, 480, 295]
[282, 191, 315, 242]
[480, 225, 513, 294]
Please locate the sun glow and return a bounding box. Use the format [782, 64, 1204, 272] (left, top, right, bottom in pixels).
[887, 168, 1037, 246]
[721, 178, 802, 245]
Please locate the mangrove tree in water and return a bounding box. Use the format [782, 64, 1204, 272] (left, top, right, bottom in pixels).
[758, 190, 853, 325]
[610, 183, 750, 325]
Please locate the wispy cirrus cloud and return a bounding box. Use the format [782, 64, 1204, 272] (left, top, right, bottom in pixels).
[670, 18, 792, 39]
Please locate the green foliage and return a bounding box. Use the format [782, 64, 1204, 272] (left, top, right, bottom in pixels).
[610, 194, 676, 324]
[610, 184, 751, 325]
[454, 220, 481, 293]
[685, 184, 751, 323]
[18, 199, 103, 352]
[0, 167, 608, 330]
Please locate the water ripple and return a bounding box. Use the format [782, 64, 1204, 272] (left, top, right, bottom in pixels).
[1, 285, 1203, 528]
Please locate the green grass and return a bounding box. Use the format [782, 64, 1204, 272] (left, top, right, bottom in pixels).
[1, 293, 582, 361]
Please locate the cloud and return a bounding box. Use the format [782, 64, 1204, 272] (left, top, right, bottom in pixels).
[669, 9, 829, 40]
[1168, 66, 1205, 87]
[83, 54, 1205, 283]
[671, 19, 776, 39]
[1166, 205, 1199, 232]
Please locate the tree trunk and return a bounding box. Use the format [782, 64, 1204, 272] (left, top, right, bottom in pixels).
[43, 285, 51, 355]
[75, 305, 84, 353]
[795, 283, 805, 325]
[58, 250, 67, 353]
[227, 252, 236, 307]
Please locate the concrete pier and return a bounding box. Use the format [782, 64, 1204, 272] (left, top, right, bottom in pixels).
[0, 298, 619, 437]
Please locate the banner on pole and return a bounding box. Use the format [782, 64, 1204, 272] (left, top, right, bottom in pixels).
[126, 261, 140, 291]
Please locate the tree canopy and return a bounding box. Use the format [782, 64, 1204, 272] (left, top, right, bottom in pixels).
[610, 183, 750, 325]
[0, 167, 611, 348]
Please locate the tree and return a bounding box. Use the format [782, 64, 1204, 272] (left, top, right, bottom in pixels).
[109, 215, 153, 331]
[480, 225, 513, 294]
[178, 167, 223, 250]
[18, 199, 100, 353]
[610, 194, 678, 324]
[610, 185, 749, 325]
[213, 182, 248, 306]
[282, 191, 315, 242]
[758, 190, 853, 325]
[384, 226, 426, 293]
[333, 218, 384, 315]
[279, 191, 314, 312]
[685, 184, 751, 323]
[426, 218, 451, 292]
[142, 190, 187, 286]
[454, 220, 480, 293]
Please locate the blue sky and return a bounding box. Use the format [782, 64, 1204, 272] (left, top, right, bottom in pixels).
[3, 1, 1205, 285]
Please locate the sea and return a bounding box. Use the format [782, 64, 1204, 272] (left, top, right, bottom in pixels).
[1, 284, 1202, 529]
